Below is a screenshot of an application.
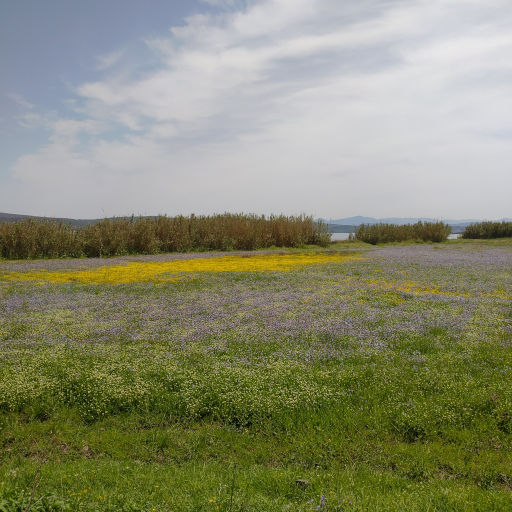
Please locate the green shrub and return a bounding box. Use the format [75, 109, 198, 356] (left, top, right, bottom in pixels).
[461, 221, 512, 239]
[355, 221, 451, 245]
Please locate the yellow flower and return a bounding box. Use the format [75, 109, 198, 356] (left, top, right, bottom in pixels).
[1, 253, 360, 285]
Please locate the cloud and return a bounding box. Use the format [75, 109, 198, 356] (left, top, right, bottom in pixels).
[5, 93, 45, 130]
[200, 0, 239, 7]
[95, 50, 125, 71]
[4, 0, 512, 218]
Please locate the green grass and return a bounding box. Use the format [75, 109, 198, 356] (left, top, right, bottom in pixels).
[3, 409, 512, 511]
[1, 239, 512, 510]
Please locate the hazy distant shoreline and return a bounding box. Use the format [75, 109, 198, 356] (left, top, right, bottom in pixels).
[2, 212, 510, 231]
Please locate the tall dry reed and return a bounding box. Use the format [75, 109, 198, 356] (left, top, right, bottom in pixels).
[0, 214, 330, 260]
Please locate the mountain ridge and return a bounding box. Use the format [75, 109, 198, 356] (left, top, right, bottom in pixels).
[319, 216, 512, 234]
[1, 212, 511, 231]
[320, 216, 512, 226]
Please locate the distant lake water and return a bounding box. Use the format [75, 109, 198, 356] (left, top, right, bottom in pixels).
[329, 232, 462, 241]
[330, 232, 353, 241]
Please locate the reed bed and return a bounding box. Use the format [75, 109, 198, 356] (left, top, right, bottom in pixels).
[0, 213, 330, 260]
[354, 221, 451, 245]
[462, 221, 512, 239]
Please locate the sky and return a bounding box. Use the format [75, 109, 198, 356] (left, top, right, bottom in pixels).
[1, 0, 511, 220]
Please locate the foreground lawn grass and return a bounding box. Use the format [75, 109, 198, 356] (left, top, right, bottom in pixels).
[1, 241, 511, 510]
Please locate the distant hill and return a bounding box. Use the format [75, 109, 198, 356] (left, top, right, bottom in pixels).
[0, 212, 105, 228]
[319, 216, 512, 234]
[322, 216, 486, 226]
[2, 212, 511, 234]
[326, 224, 356, 233]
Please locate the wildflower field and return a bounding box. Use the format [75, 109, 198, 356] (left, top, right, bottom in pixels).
[0, 240, 512, 511]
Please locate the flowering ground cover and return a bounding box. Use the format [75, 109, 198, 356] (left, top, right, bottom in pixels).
[0, 241, 511, 511]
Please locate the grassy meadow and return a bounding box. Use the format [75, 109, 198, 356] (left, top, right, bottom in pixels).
[1, 239, 512, 510]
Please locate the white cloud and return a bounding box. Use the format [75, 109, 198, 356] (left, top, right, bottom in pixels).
[3, 0, 512, 218]
[95, 49, 125, 71]
[6, 93, 45, 130]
